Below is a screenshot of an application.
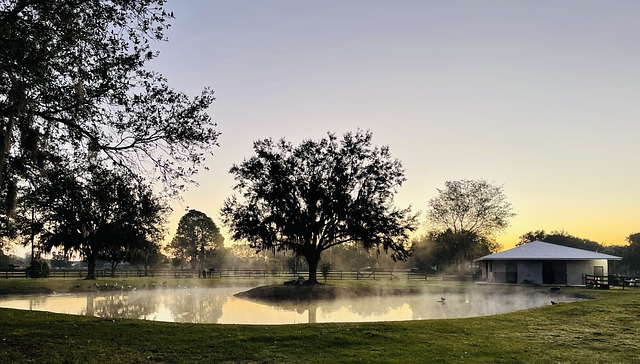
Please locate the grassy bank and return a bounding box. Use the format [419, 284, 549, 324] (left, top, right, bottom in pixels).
[0, 279, 639, 363]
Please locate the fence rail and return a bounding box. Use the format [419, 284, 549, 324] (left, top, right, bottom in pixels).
[0, 268, 475, 281]
[583, 274, 640, 289]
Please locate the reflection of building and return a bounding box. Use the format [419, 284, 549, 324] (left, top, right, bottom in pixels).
[474, 240, 622, 285]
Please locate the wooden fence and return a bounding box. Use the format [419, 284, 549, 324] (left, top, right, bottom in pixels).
[0, 268, 475, 281]
[583, 274, 640, 289]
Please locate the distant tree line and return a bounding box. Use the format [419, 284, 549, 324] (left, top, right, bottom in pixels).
[4, 226, 639, 279]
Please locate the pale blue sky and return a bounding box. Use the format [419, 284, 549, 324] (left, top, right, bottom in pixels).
[151, 0, 639, 249]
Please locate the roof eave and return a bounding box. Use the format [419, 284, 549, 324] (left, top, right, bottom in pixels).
[475, 257, 623, 261]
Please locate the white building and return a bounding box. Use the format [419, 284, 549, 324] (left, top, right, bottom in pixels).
[474, 240, 622, 285]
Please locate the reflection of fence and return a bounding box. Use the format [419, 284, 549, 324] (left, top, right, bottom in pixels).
[583, 274, 640, 290]
[0, 268, 476, 281]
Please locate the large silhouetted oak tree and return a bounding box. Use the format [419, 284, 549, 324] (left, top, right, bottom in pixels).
[221, 131, 418, 284]
[0, 0, 219, 240]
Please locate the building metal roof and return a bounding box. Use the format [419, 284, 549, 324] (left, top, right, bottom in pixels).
[474, 240, 622, 261]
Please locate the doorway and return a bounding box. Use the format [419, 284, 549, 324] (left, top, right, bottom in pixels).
[542, 261, 567, 284]
[506, 261, 518, 283]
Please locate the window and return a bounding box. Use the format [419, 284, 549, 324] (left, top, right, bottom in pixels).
[594, 266, 604, 276]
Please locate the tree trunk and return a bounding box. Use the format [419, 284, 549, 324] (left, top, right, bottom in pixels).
[110, 261, 118, 278]
[85, 254, 97, 280]
[191, 254, 198, 274]
[305, 253, 320, 284]
[199, 243, 205, 273]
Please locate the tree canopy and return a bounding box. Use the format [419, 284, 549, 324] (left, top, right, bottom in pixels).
[221, 130, 418, 283]
[35, 165, 167, 279]
[517, 230, 604, 251]
[170, 209, 224, 272]
[425, 179, 513, 270]
[427, 179, 515, 236]
[1, 0, 219, 242]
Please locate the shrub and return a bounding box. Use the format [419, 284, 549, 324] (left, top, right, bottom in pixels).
[26, 259, 50, 278]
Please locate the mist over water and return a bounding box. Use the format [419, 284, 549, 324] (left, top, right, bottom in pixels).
[0, 285, 581, 324]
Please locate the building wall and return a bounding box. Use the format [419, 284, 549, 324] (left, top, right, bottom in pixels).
[481, 259, 610, 285]
[517, 261, 542, 284]
[567, 261, 589, 285]
[567, 259, 609, 285]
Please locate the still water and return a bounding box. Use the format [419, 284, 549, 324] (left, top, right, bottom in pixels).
[0, 286, 580, 325]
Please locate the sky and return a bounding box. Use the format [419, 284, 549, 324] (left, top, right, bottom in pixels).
[148, 0, 639, 251]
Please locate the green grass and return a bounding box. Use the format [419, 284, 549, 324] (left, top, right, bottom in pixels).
[0, 279, 639, 363]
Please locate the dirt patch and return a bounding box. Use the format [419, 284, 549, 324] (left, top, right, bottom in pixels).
[235, 284, 421, 303]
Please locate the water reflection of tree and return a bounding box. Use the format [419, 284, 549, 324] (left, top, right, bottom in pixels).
[260, 300, 340, 324]
[344, 296, 404, 317]
[82, 292, 157, 320]
[27, 296, 50, 311]
[263, 296, 406, 323]
[292, 303, 319, 324]
[164, 289, 225, 324]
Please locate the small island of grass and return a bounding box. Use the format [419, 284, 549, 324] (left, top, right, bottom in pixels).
[235, 282, 422, 302]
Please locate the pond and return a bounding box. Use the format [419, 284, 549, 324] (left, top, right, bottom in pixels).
[0, 285, 581, 324]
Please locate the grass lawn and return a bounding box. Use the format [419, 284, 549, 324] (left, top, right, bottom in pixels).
[0, 278, 639, 363]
